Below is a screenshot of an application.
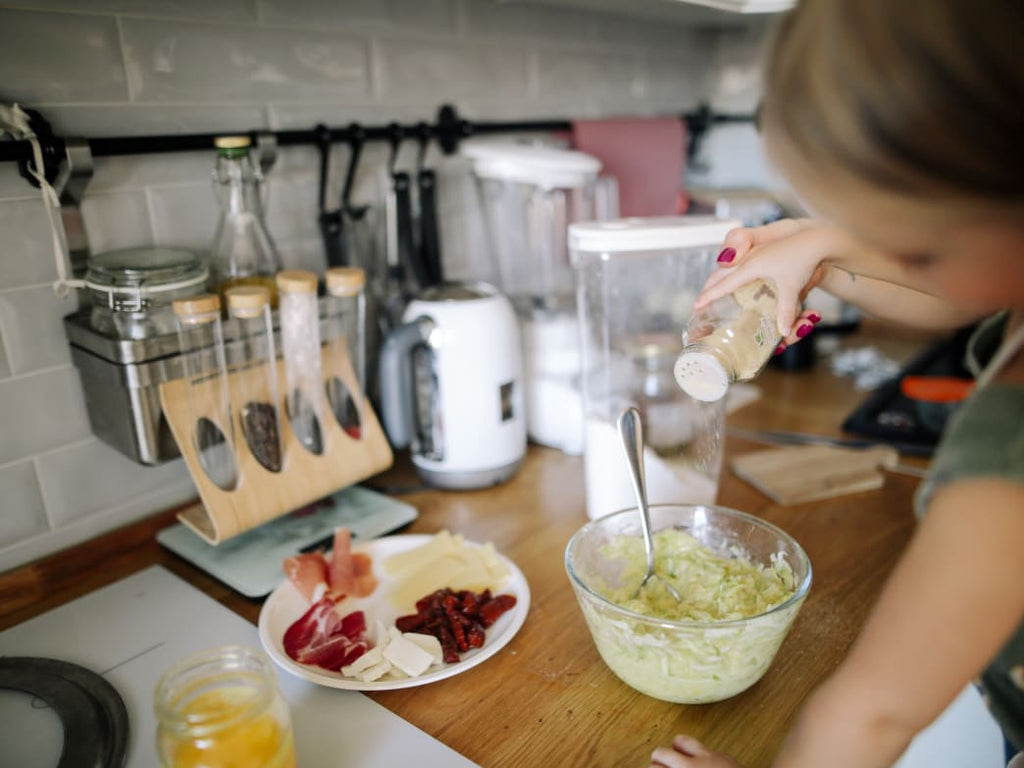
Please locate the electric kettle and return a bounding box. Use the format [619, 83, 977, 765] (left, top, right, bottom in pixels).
[379, 282, 526, 489]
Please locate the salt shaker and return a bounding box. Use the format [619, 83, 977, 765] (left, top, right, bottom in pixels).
[673, 278, 782, 402]
[225, 285, 283, 472]
[323, 266, 366, 439]
[276, 270, 326, 455]
[172, 294, 238, 490]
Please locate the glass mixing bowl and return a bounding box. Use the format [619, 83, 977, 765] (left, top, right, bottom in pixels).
[565, 503, 812, 704]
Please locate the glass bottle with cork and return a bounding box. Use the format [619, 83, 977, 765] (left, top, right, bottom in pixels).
[172, 294, 238, 491]
[673, 279, 782, 402]
[154, 645, 296, 768]
[276, 269, 327, 455]
[323, 266, 366, 439]
[209, 136, 282, 304]
[225, 285, 283, 473]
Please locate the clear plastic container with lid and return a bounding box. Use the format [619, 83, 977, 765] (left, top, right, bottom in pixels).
[674, 279, 782, 402]
[568, 216, 740, 520]
[172, 293, 238, 491]
[225, 285, 283, 473]
[86, 246, 208, 339]
[276, 269, 326, 455]
[210, 135, 282, 304]
[154, 645, 296, 768]
[323, 266, 366, 439]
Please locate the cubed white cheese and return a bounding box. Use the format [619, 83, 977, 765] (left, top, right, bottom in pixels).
[402, 632, 443, 665]
[354, 659, 393, 682]
[341, 645, 384, 677]
[383, 632, 435, 677]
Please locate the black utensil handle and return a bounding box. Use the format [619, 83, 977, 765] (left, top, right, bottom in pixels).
[319, 209, 347, 267]
[394, 171, 429, 289]
[417, 168, 443, 286]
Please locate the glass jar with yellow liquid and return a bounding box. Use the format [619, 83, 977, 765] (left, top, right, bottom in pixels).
[154, 645, 296, 768]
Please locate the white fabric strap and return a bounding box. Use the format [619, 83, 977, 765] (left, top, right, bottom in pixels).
[975, 318, 1024, 391]
[0, 103, 83, 298]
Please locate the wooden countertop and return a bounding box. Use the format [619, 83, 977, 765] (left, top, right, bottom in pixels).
[0, 325, 936, 768]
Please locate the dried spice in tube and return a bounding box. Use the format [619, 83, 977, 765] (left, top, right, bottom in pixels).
[225, 286, 283, 472]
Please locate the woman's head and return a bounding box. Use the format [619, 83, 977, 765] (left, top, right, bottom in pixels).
[761, 0, 1024, 204]
[760, 0, 1024, 311]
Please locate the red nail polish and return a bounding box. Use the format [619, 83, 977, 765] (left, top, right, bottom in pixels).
[796, 323, 813, 339]
[774, 344, 787, 356]
[717, 247, 736, 264]
[808, 313, 822, 324]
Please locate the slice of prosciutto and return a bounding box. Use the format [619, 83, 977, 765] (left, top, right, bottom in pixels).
[327, 527, 378, 598]
[282, 552, 330, 603]
[282, 526, 378, 606]
[282, 596, 368, 672]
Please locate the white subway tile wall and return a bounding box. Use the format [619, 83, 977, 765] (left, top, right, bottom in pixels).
[0, 0, 769, 572]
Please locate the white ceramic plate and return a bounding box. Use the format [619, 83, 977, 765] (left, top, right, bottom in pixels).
[258, 534, 530, 690]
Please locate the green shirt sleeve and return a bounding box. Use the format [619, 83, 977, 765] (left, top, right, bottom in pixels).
[914, 384, 1024, 517]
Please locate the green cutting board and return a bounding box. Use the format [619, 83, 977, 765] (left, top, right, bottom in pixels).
[157, 485, 418, 597]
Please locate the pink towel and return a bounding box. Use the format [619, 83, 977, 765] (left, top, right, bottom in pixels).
[571, 117, 687, 218]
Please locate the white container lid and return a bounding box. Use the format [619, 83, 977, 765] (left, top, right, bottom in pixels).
[461, 141, 601, 189]
[674, 350, 730, 402]
[569, 216, 741, 254]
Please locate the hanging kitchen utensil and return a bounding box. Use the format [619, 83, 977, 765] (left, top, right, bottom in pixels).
[390, 124, 429, 291]
[323, 123, 371, 271]
[415, 123, 444, 287]
[316, 124, 346, 268]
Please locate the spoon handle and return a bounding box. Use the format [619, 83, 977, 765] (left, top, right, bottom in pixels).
[617, 407, 656, 572]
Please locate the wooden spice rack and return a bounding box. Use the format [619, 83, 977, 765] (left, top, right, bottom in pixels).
[160, 343, 393, 545]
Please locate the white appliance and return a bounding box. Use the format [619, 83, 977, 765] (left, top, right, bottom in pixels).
[379, 282, 526, 490]
[0, 566, 478, 768]
[462, 141, 604, 456]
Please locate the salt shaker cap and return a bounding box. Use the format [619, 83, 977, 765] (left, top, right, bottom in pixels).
[674, 350, 729, 402]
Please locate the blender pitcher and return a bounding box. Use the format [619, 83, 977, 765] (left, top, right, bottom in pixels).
[462, 142, 603, 455]
[569, 216, 741, 520]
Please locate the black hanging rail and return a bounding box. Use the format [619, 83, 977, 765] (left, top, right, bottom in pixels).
[0, 102, 755, 183]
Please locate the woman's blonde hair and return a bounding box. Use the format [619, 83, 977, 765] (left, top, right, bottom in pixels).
[761, 0, 1024, 202]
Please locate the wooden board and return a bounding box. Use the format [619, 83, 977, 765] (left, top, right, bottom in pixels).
[730, 444, 900, 505]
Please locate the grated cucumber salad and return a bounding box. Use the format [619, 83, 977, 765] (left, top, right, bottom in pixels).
[579, 528, 804, 703]
[598, 528, 796, 622]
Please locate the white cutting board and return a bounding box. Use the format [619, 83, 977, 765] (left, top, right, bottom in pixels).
[0, 566, 478, 768]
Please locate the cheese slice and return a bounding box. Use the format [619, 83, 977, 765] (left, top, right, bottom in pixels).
[383, 628, 435, 677]
[403, 632, 443, 665]
[383, 530, 460, 576]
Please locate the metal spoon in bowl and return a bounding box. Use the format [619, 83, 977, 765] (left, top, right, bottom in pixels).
[617, 406, 683, 603]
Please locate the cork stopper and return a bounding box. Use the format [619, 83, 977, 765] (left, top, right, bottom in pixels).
[275, 270, 318, 295]
[225, 285, 270, 318]
[325, 267, 366, 297]
[214, 135, 251, 149]
[172, 293, 221, 324]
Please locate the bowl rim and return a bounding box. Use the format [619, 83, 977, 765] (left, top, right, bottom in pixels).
[564, 503, 813, 629]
